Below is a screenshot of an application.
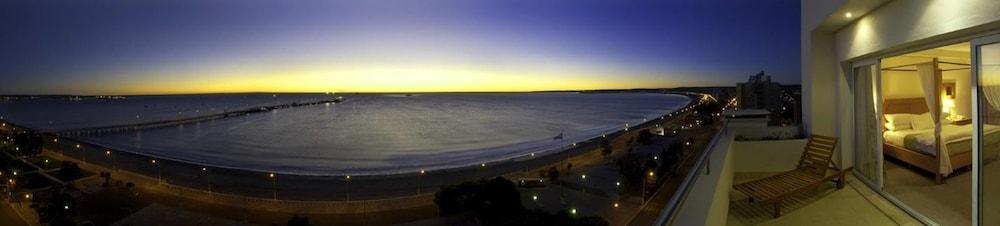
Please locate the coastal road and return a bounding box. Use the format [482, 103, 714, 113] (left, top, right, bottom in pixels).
[0, 203, 30, 226]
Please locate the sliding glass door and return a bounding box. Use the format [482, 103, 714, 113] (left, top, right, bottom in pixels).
[974, 35, 1000, 226]
[853, 62, 882, 188]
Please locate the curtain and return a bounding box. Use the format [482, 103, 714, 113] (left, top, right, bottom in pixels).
[917, 62, 950, 175]
[854, 66, 879, 181]
[982, 62, 1000, 113]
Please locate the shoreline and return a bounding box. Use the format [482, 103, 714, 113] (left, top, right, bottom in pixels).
[7, 92, 707, 203]
[52, 92, 692, 177]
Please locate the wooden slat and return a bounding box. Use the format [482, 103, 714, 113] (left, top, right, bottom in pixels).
[734, 135, 840, 208]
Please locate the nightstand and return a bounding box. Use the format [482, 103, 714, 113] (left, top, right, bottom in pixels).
[952, 118, 971, 125]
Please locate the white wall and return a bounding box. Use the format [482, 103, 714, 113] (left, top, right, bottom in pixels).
[800, 0, 847, 138]
[880, 70, 925, 99]
[946, 69, 973, 118]
[670, 129, 735, 226]
[731, 139, 809, 172]
[835, 1, 1000, 61]
[803, 0, 1000, 170]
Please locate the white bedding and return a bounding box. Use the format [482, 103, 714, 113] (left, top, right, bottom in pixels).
[883, 124, 1000, 156]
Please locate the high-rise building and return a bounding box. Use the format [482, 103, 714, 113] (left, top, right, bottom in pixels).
[736, 71, 783, 124]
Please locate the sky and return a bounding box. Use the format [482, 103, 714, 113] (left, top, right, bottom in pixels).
[0, 0, 800, 95]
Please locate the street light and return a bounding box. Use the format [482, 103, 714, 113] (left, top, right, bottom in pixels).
[106, 150, 116, 171]
[417, 170, 426, 194]
[151, 159, 161, 184]
[268, 173, 277, 200]
[202, 167, 212, 193]
[345, 175, 351, 201]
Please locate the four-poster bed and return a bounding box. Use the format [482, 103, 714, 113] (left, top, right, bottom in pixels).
[880, 59, 1000, 183]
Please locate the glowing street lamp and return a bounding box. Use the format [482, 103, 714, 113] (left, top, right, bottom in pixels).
[202, 167, 212, 193]
[417, 170, 426, 194]
[345, 175, 352, 201]
[151, 159, 161, 184]
[268, 172, 277, 200]
[106, 150, 116, 171]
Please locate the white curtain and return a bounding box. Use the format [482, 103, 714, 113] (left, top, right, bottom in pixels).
[982, 60, 1000, 113]
[854, 66, 879, 181]
[917, 62, 949, 175]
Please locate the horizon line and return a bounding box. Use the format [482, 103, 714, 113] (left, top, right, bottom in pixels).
[0, 85, 776, 97]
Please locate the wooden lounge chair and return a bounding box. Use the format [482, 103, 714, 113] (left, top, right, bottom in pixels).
[732, 134, 853, 218]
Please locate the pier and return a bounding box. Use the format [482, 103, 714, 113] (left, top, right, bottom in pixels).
[54, 96, 345, 137]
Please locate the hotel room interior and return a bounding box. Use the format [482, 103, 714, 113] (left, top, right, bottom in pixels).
[861, 42, 1000, 225]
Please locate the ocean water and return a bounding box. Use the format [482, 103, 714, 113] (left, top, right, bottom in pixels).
[0, 93, 333, 132]
[2, 93, 688, 175]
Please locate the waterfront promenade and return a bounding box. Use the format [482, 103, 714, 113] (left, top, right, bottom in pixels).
[3, 92, 715, 224]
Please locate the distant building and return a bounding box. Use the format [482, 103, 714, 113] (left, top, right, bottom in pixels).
[736, 71, 782, 110]
[736, 71, 784, 124]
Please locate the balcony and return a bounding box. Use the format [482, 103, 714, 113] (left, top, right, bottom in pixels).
[659, 124, 922, 226]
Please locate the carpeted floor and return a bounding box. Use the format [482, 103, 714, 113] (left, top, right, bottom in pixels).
[883, 157, 972, 226]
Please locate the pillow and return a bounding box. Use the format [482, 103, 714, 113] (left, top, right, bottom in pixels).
[911, 113, 935, 130]
[884, 113, 917, 124]
[885, 121, 913, 131]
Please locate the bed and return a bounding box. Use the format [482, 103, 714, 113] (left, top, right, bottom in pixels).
[882, 98, 1000, 183]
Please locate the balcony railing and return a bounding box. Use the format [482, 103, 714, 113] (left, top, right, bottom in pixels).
[650, 121, 731, 225]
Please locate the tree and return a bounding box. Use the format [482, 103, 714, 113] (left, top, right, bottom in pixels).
[435, 177, 609, 226]
[434, 177, 525, 224]
[547, 167, 560, 184]
[31, 185, 76, 226]
[599, 139, 612, 158]
[636, 129, 653, 145]
[287, 215, 310, 226]
[58, 161, 81, 180]
[13, 132, 43, 157]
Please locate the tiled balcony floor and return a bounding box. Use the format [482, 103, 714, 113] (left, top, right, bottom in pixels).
[727, 173, 921, 226]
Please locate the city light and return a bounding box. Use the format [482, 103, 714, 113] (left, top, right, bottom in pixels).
[581, 174, 586, 179]
[613, 203, 620, 208]
[151, 159, 157, 164]
[649, 172, 655, 177]
[202, 167, 207, 171]
[616, 182, 620, 186]
[24, 194, 30, 199]
[420, 170, 426, 174]
[532, 195, 538, 201]
[570, 208, 577, 215]
[105, 150, 111, 155]
[54, 138, 58, 142]
[75, 144, 80, 148]
[481, 163, 486, 167]
[269, 173, 275, 178]
[346, 175, 351, 180]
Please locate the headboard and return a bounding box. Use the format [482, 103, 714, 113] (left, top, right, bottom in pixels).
[883, 98, 930, 115]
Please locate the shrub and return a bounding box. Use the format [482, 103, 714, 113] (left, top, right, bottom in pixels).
[636, 129, 653, 145]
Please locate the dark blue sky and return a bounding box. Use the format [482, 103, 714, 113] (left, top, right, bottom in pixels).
[0, 0, 800, 94]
